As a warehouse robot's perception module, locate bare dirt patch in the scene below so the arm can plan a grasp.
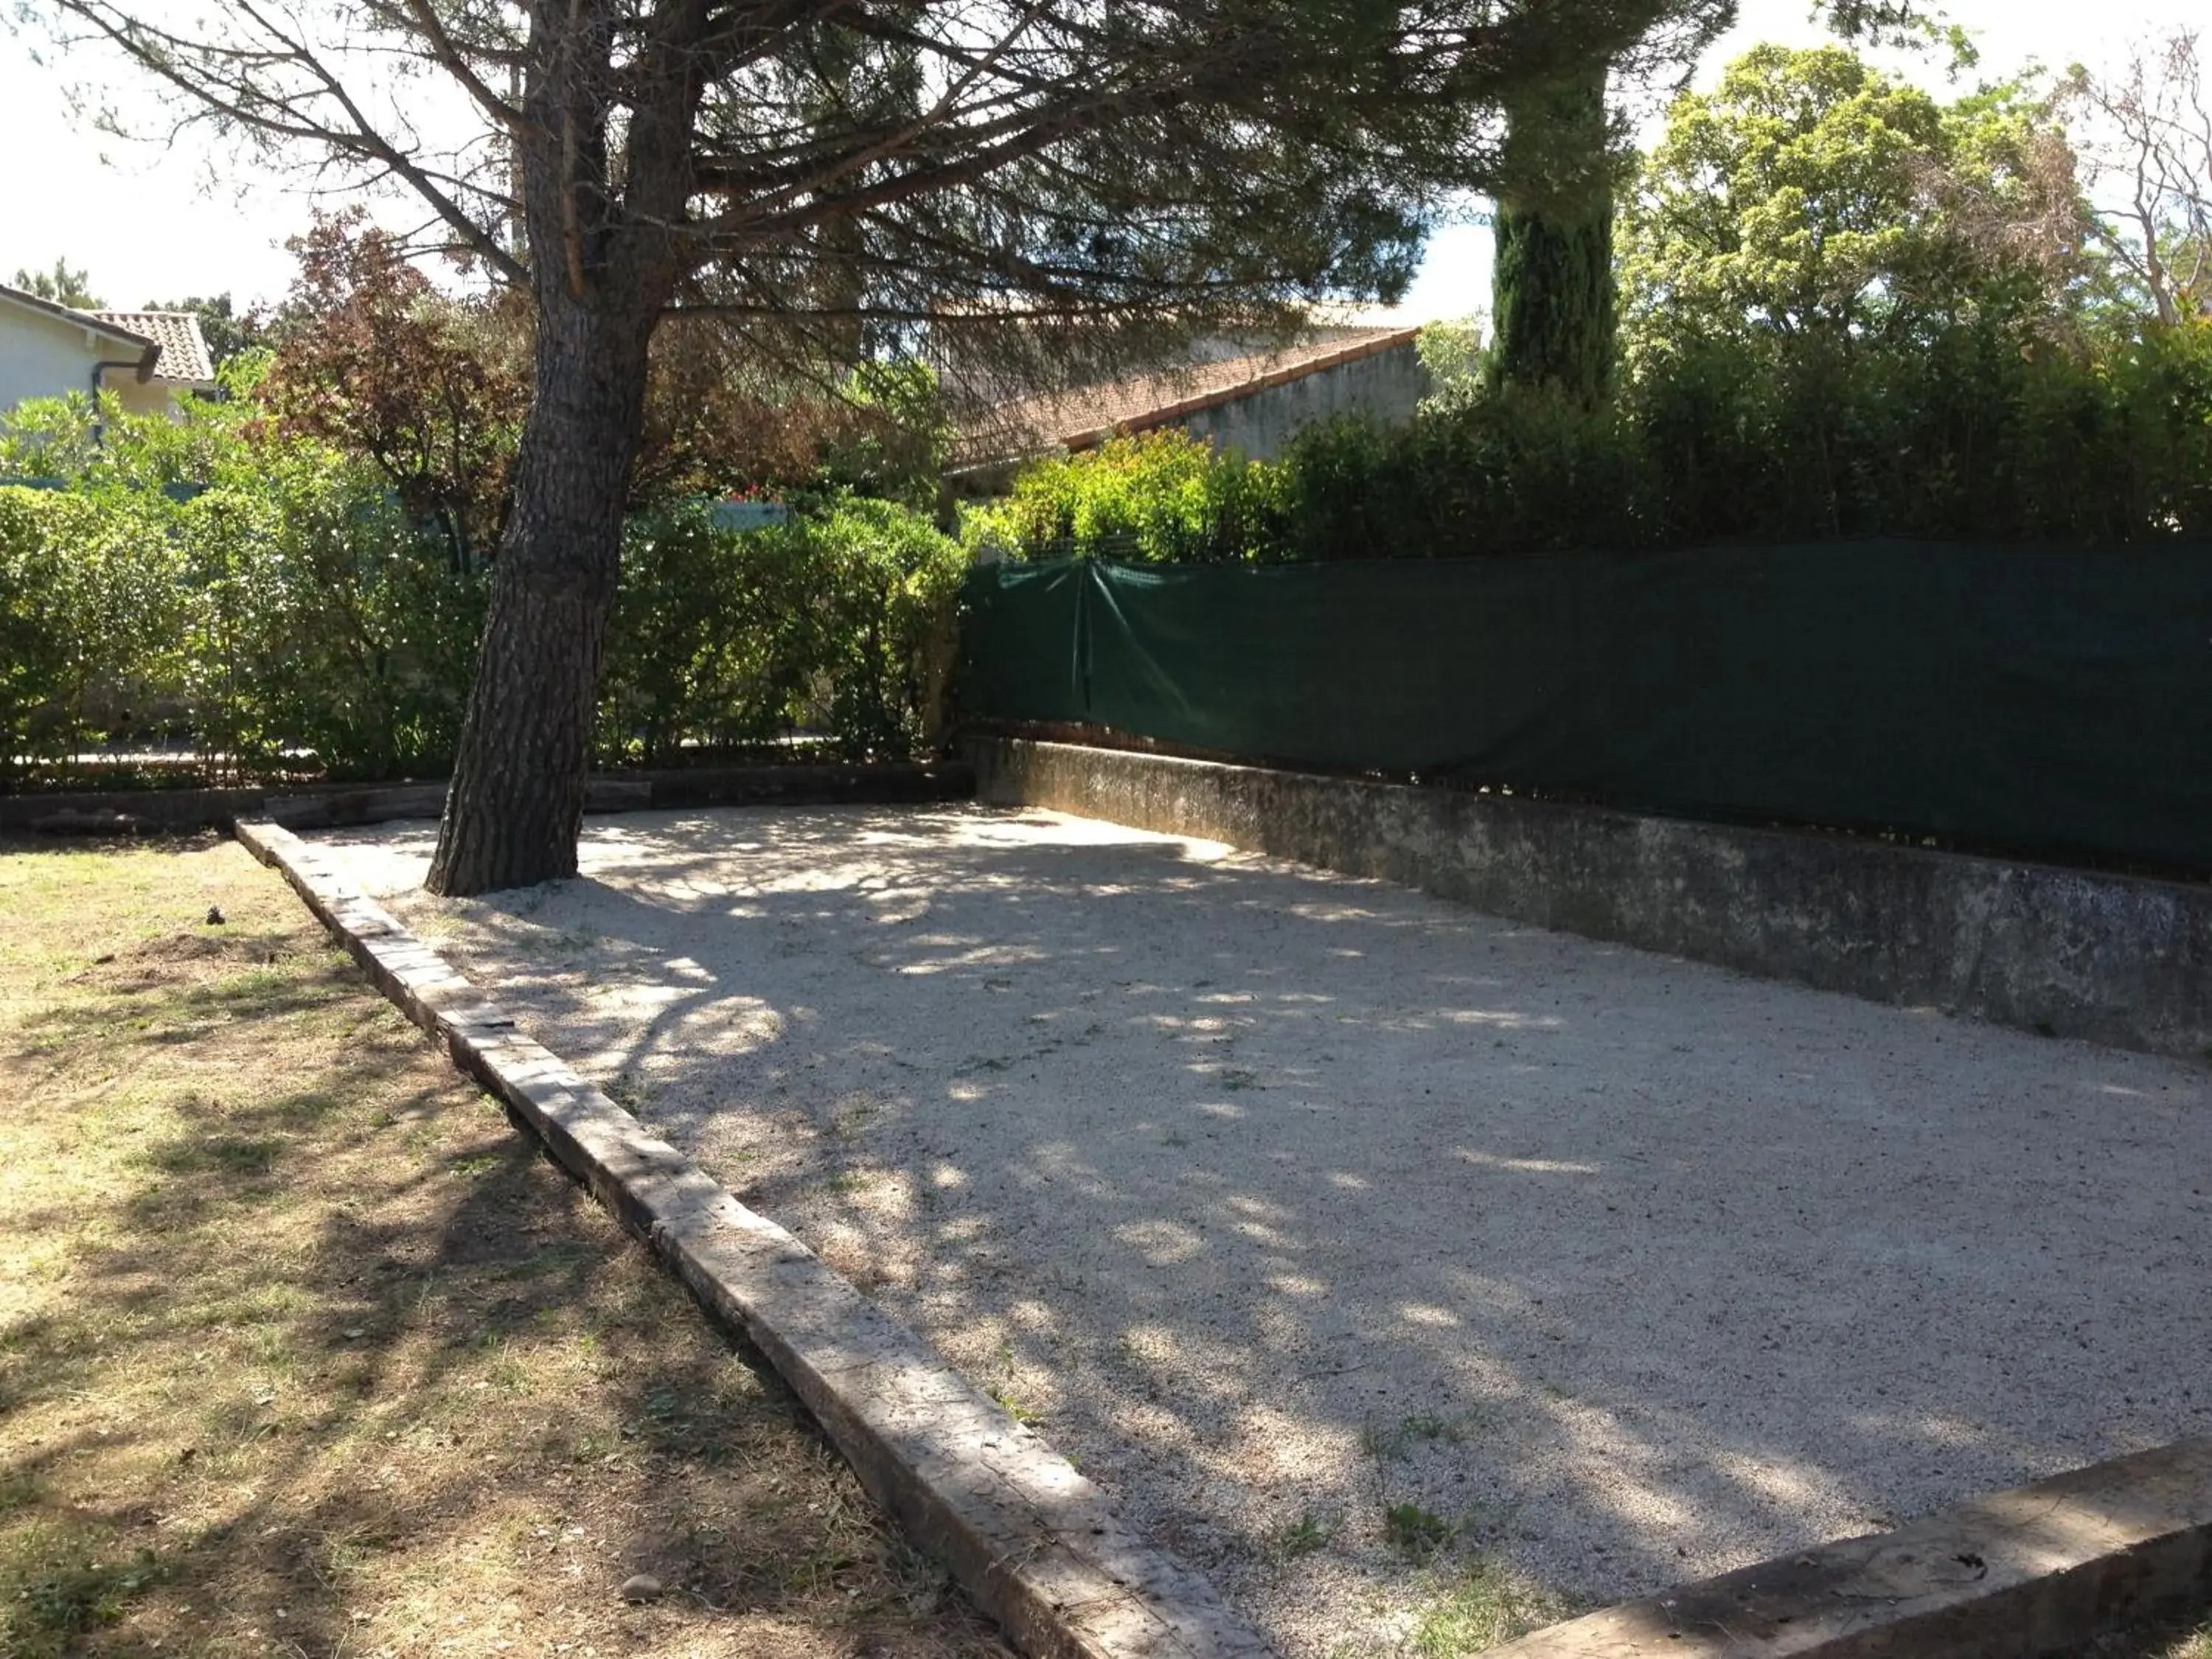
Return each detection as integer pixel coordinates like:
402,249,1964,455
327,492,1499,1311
0,835,1009,1659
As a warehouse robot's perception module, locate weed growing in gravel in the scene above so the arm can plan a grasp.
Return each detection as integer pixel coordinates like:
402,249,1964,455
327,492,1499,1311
987,1385,1043,1427
985,1340,1045,1425
1269,1509,1340,1561
1362,1413,1470,1461
1383,1502,1458,1562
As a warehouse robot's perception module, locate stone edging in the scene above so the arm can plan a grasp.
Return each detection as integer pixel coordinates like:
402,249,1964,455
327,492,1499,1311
232,818,1271,1659
1,759,974,836
1488,1437,2212,1658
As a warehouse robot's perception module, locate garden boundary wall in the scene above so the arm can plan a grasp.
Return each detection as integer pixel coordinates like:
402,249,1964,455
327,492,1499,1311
957,546,2212,877
967,736,2212,1060
0,759,974,835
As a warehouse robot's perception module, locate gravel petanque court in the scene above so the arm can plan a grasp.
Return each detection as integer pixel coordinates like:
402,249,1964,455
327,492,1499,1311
319,803,2212,1655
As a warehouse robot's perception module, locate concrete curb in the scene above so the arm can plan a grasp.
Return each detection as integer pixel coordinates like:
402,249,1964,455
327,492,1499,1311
1486,1438,2212,1657
233,818,1273,1659
1,759,974,836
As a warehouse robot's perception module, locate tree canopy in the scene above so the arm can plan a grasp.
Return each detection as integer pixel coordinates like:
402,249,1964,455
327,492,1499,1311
35,1,1739,389
2062,30,2212,326
10,258,102,309
1489,62,1619,404
1619,44,2096,355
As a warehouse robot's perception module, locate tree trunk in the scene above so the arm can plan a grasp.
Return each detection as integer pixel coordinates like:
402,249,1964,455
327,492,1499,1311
425,297,655,896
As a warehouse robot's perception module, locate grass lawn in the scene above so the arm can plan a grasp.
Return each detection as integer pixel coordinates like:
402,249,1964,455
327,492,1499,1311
0,834,1011,1659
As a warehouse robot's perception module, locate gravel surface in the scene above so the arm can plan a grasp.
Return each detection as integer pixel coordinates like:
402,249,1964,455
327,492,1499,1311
317,804,2212,1656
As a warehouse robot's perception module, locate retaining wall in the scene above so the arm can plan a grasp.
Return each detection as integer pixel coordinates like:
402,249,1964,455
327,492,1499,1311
0,759,974,835
967,736,2212,1060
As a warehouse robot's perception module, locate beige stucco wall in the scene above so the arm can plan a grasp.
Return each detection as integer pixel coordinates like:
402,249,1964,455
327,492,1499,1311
106,376,178,420
0,301,178,421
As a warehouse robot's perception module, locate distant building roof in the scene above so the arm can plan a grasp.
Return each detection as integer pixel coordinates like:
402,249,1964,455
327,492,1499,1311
956,324,1421,469
0,283,159,375
0,285,218,389
88,311,217,387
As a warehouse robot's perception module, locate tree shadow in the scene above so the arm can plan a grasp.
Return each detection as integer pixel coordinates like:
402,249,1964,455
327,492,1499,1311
0,850,1011,1658
318,804,2212,1646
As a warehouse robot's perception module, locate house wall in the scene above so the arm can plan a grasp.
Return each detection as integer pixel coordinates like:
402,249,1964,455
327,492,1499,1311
1175,338,1429,460
0,303,173,422
107,377,176,420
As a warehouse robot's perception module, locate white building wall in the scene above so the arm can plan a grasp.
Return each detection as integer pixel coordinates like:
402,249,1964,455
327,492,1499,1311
108,377,177,420
0,302,173,422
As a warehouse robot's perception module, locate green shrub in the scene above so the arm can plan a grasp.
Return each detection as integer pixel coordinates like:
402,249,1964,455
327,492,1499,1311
600,493,963,764
1281,384,1651,560
963,429,1288,563
167,462,487,781
1,392,959,785
0,484,184,779
968,316,2212,566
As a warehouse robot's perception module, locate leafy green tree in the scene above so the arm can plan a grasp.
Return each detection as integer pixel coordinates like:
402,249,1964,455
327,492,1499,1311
10,258,101,309
1619,45,2096,355
1615,46,2112,539
1415,318,1487,415
1477,4,1950,406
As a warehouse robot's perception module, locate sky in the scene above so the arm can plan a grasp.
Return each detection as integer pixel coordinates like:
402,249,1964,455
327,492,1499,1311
0,1,2204,319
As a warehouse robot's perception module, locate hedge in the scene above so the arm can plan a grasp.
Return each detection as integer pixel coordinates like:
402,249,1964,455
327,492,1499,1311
1,462,962,786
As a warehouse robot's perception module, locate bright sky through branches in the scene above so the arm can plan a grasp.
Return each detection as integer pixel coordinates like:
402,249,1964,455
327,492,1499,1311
1,0,2203,317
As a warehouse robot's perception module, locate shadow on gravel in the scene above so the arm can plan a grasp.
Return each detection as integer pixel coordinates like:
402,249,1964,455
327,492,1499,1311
320,807,2212,1652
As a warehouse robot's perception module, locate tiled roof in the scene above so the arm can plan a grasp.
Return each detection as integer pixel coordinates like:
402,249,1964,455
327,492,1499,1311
89,312,216,386
0,284,156,366
956,325,1420,467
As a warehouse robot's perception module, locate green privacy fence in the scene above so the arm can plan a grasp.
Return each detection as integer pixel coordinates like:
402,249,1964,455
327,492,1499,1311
957,543,2212,873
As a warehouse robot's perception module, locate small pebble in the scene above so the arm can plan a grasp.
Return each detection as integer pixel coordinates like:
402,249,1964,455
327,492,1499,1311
619,1573,662,1604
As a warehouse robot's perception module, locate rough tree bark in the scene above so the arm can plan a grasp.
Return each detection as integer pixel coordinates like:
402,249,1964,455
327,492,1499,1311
422,0,695,897
425,294,657,894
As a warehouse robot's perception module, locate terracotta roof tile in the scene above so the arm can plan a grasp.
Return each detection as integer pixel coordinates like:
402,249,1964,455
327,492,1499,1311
88,312,216,386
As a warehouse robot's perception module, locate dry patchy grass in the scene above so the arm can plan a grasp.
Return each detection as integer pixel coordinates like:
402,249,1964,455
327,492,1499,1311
2084,1614,2212,1659
0,835,1012,1659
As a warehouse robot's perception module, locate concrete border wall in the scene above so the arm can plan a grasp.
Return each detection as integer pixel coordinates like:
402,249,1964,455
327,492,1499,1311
0,759,973,835
968,737,2212,1060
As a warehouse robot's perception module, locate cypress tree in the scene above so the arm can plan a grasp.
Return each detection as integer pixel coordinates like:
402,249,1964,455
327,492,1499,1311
1489,62,1619,406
